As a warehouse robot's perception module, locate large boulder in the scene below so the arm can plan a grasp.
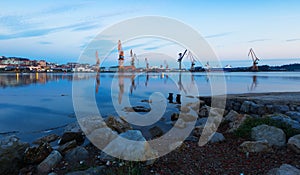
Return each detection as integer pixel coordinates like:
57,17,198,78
239,140,272,153
224,110,239,122
267,164,300,175
285,111,300,123
37,150,62,174
287,134,300,153
271,114,300,130
240,101,255,113
103,130,157,161
64,146,89,163
251,124,286,147
273,105,290,114
0,136,29,175
87,127,117,149
149,126,163,138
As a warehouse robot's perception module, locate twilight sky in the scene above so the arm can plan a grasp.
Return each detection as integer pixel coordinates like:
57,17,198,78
0,0,300,67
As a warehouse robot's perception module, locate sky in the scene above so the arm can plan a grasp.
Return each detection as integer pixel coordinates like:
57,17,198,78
0,0,300,67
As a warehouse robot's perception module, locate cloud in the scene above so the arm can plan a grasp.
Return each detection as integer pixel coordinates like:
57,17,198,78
38,41,52,45
248,39,270,43
0,21,96,40
144,42,176,51
205,32,233,39
286,38,300,42
72,24,99,31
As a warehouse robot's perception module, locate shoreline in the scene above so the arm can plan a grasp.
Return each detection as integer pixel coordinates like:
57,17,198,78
1,91,300,174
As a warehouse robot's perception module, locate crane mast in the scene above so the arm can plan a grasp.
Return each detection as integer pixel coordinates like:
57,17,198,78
178,49,187,70
118,40,124,71
248,48,260,71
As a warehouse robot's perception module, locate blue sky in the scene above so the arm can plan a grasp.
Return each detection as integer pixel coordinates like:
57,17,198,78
0,0,300,67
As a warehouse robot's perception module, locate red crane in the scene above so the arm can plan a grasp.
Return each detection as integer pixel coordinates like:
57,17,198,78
248,48,260,71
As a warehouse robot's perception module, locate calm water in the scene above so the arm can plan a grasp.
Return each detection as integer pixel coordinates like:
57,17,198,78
0,72,300,142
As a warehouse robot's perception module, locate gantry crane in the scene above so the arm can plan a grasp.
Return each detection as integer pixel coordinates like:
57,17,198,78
118,40,124,71
145,58,149,71
187,51,196,71
178,49,187,70
248,48,260,71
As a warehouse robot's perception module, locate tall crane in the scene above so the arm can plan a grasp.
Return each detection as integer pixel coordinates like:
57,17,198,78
130,49,134,67
145,58,149,71
248,48,260,71
187,51,196,71
118,40,124,71
164,60,169,70
177,49,187,70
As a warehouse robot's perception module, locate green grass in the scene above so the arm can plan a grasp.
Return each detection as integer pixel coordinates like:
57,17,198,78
234,117,300,139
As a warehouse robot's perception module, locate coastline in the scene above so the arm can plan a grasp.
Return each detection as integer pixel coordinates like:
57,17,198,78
1,91,300,174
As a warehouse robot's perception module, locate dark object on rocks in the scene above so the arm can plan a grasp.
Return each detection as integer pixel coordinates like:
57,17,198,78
149,126,163,138
176,94,181,104
0,135,29,175
33,134,59,145
141,99,152,103
171,113,179,121
37,150,62,174
59,132,85,146
24,142,53,164
64,146,89,163
167,93,173,103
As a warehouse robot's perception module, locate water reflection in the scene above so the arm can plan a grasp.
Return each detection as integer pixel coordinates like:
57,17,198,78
0,73,93,88
249,75,258,91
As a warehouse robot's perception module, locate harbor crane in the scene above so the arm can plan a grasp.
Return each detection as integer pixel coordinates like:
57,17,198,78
187,51,196,71
164,60,169,69
177,49,187,70
248,48,260,71
118,40,124,71
145,58,149,71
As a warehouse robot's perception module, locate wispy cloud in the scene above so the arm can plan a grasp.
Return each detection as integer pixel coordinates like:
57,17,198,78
248,39,270,43
38,41,52,45
72,24,99,31
286,38,300,42
144,42,176,51
205,32,233,39
0,21,96,40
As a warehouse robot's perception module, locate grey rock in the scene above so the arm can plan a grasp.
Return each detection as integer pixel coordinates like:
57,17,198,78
273,105,290,113
65,146,89,163
37,150,62,174
240,101,254,113
87,127,117,149
239,140,272,153
286,111,300,122
59,132,85,145
105,116,132,134
77,116,106,135
266,105,274,113
174,118,186,128
267,164,300,175
249,103,259,114
24,142,52,164
224,110,239,122
251,124,286,147
287,134,300,153
181,113,197,122
227,114,251,133
0,135,29,175
57,140,77,155
209,132,225,143
180,106,190,113
196,117,208,126
33,134,59,145
103,130,157,160
271,114,300,130
124,106,151,112
48,173,58,175
66,165,106,175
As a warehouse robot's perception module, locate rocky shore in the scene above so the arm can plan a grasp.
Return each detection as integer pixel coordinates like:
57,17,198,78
1,92,300,175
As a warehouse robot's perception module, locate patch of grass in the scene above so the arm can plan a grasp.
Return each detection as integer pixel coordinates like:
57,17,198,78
106,161,144,175
234,117,300,139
